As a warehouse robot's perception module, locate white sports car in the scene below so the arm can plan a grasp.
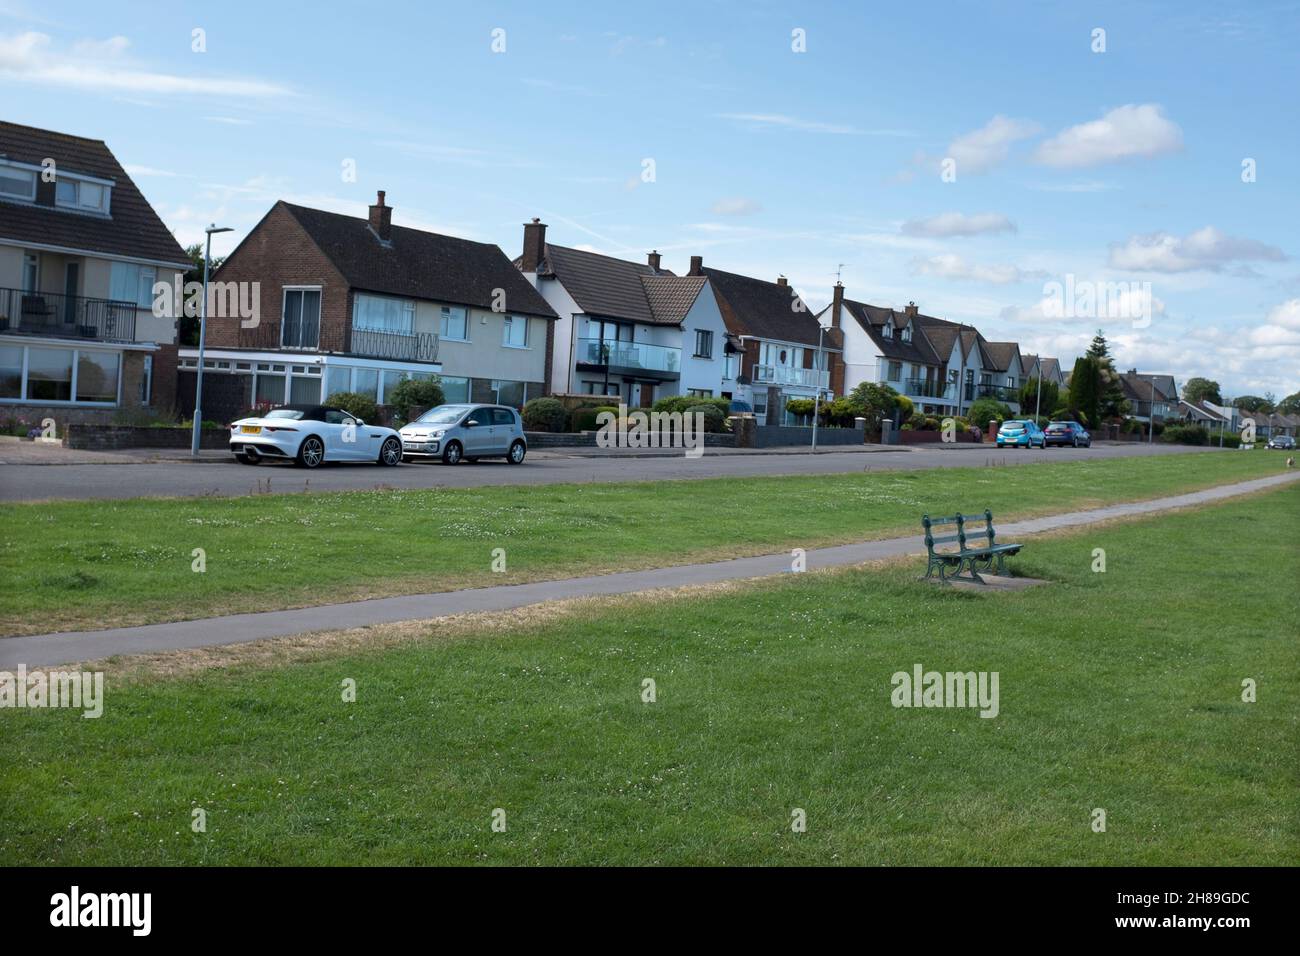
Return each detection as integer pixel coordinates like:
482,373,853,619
229,404,404,468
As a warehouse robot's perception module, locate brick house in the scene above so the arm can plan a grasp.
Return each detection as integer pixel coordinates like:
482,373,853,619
0,121,189,426
180,192,557,422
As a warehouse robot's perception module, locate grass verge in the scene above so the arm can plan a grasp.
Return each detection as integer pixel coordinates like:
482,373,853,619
1,483,1296,865
0,450,1284,636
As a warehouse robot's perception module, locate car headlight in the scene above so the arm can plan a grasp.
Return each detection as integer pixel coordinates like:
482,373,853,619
431,430,445,439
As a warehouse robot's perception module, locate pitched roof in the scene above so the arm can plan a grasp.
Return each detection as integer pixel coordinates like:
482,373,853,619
0,121,188,266
535,243,672,323
1037,357,1063,380
703,267,828,347
1178,399,1228,422
981,341,1021,373
1125,371,1177,401
841,299,942,364
280,202,556,319
639,274,707,325
1121,372,1176,403
1020,354,1039,377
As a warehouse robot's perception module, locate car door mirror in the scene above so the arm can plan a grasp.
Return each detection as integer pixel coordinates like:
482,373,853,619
465,419,478,428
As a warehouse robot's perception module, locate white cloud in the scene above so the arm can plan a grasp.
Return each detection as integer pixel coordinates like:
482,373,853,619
912,253,1043,285
0,31,292,98
1246,299,1300,347
716,113,911,136
710,197,762,216
1034,104,1183,168
901,212,1016,238
1109,226,1286,273
945,115,1040,174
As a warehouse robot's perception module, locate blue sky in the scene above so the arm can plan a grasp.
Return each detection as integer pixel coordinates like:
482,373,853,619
3,0,1297,398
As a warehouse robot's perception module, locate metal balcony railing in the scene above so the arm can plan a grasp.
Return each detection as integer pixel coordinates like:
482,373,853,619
0,287,137,342
977,384,1019,402
753,364,829,388
351,326,439,363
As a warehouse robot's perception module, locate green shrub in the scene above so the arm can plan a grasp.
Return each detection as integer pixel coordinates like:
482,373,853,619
572,405,619,431
968,397,1012,426
785,398,817,419
1160,424,1210,446
653,395,731,419
325,392,378,424
385,378,445,426
685,403,726,433
894,394,915,425
521,397,569,433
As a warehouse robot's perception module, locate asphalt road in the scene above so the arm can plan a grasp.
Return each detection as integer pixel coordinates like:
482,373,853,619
0,441,1222,502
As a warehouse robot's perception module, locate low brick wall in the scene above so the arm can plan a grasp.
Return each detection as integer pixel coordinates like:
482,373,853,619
66,424,229,451
753,425,864,448
524,431,736,449
898,429,981,444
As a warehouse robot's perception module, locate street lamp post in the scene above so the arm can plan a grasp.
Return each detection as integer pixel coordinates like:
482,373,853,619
191,224,233,457
811,322,826,452
1148,379,1156,445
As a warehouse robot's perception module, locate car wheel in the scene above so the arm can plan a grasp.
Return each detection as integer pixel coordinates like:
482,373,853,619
442,441,463,465
507,440,527,465
1073,437,1079,448
378,436,402,466
296,436,325,468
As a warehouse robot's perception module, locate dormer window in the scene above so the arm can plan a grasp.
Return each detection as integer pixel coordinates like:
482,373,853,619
882,323,893,339
55,175,111,214
0,164,37,202
901,323,912,343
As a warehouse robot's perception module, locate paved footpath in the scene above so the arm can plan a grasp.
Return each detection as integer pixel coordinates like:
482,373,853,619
4,471,1295,668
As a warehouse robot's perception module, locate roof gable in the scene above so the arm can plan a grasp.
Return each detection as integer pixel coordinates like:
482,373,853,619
281,202,557,318
702,267,827,347
539,244,671,323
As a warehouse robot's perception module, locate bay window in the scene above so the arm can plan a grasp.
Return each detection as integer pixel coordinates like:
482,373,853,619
76,350,119,403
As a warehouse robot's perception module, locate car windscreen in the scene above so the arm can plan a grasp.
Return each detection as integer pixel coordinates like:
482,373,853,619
263,409,306,420
415,406,469,425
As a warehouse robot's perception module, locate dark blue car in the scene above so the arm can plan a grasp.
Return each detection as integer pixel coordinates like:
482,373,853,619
1044,421,1091,447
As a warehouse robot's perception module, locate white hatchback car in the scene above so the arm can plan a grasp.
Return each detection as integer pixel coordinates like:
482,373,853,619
229,404,404,468
399,403,528,464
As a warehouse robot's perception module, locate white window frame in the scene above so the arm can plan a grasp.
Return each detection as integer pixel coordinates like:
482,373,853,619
0,164,37,202
55,176,111,213
281,286,323,350
440,305,469,342
0,343,123,407
502,314,529,349
882,323,893,339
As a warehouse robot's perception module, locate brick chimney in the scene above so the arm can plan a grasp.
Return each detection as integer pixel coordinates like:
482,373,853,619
647,250,661,272
904,301,919,318
369,190,392,241
688,255,703,277
831,281,844,329
776,275,788,287
520,218,547,273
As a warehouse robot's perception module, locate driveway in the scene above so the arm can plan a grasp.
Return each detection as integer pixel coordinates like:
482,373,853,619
0,439,1224,502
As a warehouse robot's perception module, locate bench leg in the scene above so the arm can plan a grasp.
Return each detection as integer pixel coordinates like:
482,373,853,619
964,556,986,584
995,553,1009,576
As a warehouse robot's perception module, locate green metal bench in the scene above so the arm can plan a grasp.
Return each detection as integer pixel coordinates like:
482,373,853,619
922,509,1022,583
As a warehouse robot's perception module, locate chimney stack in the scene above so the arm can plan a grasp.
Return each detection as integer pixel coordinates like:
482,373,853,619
369,190,392,241
688,255,704,277
521,218,547,273
904,301,918,318
831,281,844,329
647,250,661,272
776,275,788,287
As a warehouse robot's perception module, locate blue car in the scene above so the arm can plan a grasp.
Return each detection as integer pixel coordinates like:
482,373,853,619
996,419,1046,449
1044,420,1092,448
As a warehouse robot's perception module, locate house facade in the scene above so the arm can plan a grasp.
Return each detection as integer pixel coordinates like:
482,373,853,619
694,258,841,425
0,122,189,424
1121,371,1179,427
181,193,557,421
516,221,732,405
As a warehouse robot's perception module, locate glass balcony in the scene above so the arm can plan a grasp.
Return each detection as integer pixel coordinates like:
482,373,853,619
577,337,680,375
753,364,829,388
904,378,956,400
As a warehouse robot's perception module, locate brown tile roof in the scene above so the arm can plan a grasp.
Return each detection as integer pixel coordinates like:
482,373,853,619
0,121,188,266
702,267,828,347
981,341,1021,373
281,202,557,319
537,243,670,323
842,299,942,364
640,274,707,325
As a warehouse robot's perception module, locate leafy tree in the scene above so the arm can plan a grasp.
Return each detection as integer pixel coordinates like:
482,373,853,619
1069,356,1102,429
968,397,1012,426
1080,330,1127,419
1018,377,1059,417
1277,391,1300,415
178,243,228,346
1085,330,1111,359
1232,394,1274,413
386,377,446,426
1182,377,1222,405
846,382,901,432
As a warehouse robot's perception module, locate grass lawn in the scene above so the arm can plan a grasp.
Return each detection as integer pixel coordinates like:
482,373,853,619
1,484,1296,865
0,450,1284,636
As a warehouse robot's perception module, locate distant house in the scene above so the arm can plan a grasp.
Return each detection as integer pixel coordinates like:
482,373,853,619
1021,353,1066,390
1177,398,1230,429
1121,370,1179,426
978,341,1023,414
693,257,842,425
516,220,731,405
182,192,557,421
0,121,190,422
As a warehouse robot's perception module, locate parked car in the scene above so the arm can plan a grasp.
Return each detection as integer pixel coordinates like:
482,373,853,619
1266,434,1296,449
996,419,1046,449
230,404,403,468
1043,421,1092,448
399,403,528,465
728,399,754,416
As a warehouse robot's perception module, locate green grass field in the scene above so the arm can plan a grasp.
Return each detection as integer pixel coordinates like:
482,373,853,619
2,484,1295,865
0,450,1283,635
